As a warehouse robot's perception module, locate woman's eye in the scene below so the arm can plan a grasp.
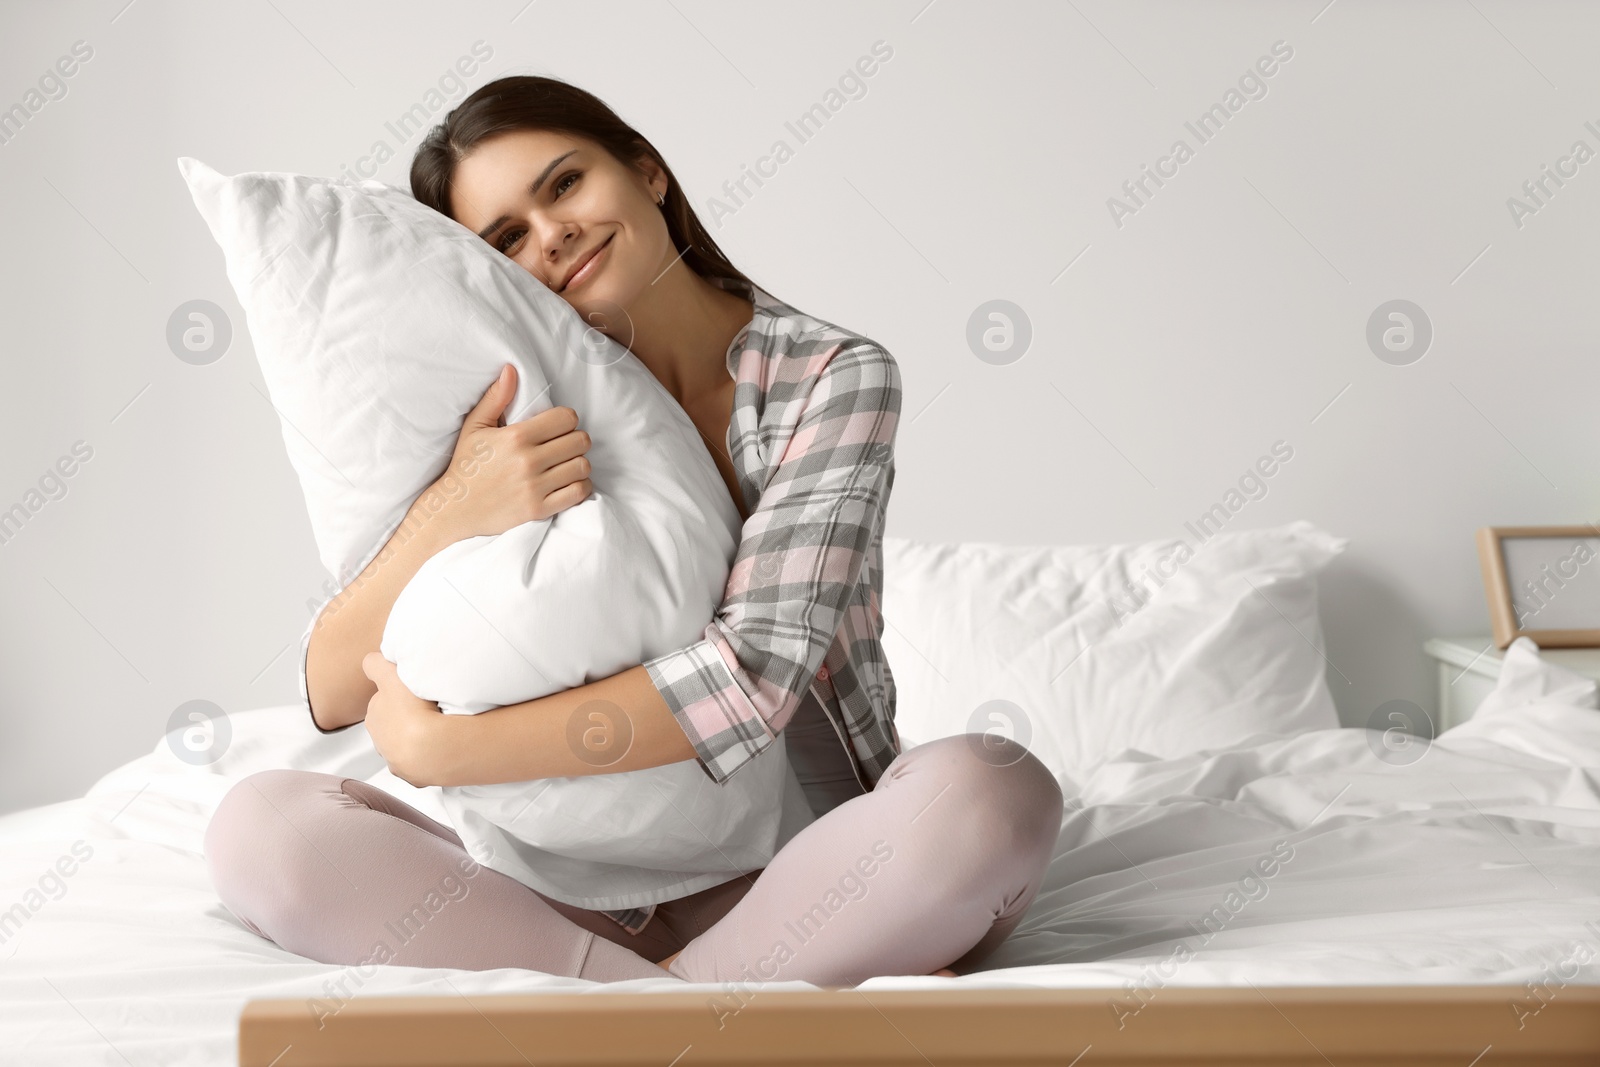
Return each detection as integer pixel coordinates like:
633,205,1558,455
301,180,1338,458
495,173,580,254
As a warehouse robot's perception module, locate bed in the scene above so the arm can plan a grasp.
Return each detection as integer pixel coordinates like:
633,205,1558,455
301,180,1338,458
5,524,1600,1064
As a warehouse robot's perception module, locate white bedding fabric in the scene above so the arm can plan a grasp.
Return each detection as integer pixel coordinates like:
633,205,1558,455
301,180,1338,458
881,519,1349,780
4,639,1600,1064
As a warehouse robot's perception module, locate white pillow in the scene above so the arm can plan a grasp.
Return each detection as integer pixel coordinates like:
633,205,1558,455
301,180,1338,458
880,520,1347,780
177,157,797,911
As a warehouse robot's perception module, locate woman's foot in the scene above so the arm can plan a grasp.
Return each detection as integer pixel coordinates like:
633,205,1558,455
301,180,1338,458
658,949,954,978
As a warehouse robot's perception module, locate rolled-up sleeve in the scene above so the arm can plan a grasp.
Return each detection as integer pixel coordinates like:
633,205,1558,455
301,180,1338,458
642,341,901,784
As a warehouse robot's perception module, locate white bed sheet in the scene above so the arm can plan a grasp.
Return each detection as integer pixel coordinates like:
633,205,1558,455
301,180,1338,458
4,657,1600,1065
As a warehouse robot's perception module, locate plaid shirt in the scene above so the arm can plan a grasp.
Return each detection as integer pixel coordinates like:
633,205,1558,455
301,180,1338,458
605,278,905,935
302,278,903,937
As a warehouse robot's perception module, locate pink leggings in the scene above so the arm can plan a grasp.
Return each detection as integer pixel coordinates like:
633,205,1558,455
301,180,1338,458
203,734,1063,987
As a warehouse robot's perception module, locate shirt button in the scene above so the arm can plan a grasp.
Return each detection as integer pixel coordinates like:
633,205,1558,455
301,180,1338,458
817,665,831,681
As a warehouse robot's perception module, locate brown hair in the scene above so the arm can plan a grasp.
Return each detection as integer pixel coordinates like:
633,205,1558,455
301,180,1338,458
411,75,755,297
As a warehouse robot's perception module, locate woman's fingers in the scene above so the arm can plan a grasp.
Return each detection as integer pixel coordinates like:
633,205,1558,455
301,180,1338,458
466,364,516,431
361,651,396,685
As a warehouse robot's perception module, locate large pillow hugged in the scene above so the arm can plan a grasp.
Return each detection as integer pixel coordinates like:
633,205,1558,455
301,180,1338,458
178,157,796,910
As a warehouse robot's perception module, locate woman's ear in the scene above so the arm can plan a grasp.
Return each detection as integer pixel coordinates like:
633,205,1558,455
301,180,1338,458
634,155,668,205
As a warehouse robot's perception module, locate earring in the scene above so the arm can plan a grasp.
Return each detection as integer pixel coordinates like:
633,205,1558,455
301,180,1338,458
657,190,666,206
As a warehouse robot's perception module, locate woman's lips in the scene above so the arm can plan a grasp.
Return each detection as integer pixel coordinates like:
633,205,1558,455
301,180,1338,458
563,234,613,292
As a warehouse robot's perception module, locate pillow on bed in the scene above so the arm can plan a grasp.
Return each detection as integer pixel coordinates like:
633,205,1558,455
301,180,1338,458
880,520,1347,779
177,157,797,911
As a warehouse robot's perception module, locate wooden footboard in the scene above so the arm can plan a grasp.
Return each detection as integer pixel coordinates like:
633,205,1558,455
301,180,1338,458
240,983,1600,1066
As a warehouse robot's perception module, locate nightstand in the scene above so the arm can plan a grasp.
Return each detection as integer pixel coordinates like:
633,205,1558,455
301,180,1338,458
1424,636,1600,732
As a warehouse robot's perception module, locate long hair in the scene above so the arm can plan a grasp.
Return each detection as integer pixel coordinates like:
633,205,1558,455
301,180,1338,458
411,75,755,297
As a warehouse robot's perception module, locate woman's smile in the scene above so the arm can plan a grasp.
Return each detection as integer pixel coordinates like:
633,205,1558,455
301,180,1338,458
562,233,614,292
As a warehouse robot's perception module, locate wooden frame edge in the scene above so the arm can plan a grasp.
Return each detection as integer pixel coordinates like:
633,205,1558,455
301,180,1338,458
241,984,1600,1066
1476,525,1600,649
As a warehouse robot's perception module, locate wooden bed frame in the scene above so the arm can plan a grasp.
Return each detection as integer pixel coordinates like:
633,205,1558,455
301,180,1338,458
240,984,1600,1065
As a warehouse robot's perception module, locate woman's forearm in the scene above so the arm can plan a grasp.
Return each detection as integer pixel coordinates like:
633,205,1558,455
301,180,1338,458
431,663,701,786
305,483,472,732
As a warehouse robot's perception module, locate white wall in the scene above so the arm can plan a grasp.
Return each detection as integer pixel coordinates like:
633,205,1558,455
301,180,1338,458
2,0,1596,815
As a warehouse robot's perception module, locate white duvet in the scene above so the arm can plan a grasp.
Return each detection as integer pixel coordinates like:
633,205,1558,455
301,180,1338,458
3,639,1599,1065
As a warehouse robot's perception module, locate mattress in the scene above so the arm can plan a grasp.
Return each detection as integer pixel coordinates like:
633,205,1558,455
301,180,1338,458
4,677,1599,1065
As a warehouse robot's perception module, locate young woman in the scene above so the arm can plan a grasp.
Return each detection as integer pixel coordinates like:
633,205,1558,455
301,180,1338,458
203,76,1064,987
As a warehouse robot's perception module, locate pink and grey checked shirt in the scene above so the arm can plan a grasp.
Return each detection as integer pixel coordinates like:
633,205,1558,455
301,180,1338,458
603,277,905,934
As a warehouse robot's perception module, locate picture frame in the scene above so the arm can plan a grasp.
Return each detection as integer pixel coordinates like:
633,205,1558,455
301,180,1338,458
1476,525,1600,648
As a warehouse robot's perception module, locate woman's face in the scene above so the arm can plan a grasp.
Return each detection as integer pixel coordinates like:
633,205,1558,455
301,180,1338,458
449,129,670,321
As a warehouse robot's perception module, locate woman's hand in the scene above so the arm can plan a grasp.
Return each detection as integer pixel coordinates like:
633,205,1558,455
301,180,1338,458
361,652,447,787
437,363,596,539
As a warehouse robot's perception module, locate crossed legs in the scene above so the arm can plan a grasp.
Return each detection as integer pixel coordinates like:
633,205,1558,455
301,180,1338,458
204,734,1064,986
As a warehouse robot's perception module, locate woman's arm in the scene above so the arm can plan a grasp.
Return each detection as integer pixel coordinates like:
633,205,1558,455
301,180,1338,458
305,486,473,731
306,363,595,731
417,339,901,787
421,663,699,786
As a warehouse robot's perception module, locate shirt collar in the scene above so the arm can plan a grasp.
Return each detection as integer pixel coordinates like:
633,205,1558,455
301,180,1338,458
708,274,769,380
